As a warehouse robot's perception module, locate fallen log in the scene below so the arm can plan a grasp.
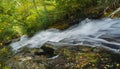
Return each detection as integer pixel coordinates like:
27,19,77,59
109,7,120,17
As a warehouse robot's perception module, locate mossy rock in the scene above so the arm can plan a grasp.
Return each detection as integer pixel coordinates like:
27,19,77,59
4,45,120,69
48,21,69,30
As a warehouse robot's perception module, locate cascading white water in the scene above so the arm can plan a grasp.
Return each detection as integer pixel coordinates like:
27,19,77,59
10,18,120,53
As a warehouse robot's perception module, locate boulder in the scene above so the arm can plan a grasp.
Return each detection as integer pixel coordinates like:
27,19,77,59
5,44,120,69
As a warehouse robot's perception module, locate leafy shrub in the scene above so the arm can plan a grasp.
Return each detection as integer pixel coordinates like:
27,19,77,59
0,0,119,43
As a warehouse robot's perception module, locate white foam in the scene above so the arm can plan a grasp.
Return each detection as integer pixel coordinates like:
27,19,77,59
10,18,120,52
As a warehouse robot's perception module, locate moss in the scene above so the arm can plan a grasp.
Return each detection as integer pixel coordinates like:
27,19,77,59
48,22,69,30
4,45,120,69
0,46,13,69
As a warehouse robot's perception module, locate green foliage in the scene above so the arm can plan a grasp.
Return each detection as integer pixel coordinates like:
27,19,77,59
0,0,118,43
0,46,13,69
54,0,97,18
0,0,55,42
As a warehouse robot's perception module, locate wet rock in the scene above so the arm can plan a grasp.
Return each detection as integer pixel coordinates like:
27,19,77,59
35,45,56,58
5,45,120,69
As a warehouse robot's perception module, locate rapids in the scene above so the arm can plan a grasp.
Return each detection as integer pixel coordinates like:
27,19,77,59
10,18,120,53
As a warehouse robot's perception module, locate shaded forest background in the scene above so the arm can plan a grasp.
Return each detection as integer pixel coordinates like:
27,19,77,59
0,0,120,44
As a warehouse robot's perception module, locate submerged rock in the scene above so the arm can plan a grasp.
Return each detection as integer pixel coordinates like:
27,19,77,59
5,44,120,69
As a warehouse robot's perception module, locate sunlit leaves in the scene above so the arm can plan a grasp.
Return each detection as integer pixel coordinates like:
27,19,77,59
0,43,3,46
0,0,116,43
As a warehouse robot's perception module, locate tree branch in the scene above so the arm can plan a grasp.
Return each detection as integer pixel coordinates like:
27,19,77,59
108,7,120,17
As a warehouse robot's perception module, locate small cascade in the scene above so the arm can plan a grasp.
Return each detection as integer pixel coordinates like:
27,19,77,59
10,18,120,53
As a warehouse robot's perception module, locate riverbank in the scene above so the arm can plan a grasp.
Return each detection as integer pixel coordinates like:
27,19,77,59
5,45,120,69
2,18,120,69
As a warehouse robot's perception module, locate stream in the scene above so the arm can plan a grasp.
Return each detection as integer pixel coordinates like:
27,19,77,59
10,18,120,53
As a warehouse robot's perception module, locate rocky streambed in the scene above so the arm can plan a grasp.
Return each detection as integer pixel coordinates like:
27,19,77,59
3,41,120,69
1,18,120,69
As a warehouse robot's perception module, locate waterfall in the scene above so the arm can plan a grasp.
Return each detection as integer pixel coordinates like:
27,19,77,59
10,18,120,53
